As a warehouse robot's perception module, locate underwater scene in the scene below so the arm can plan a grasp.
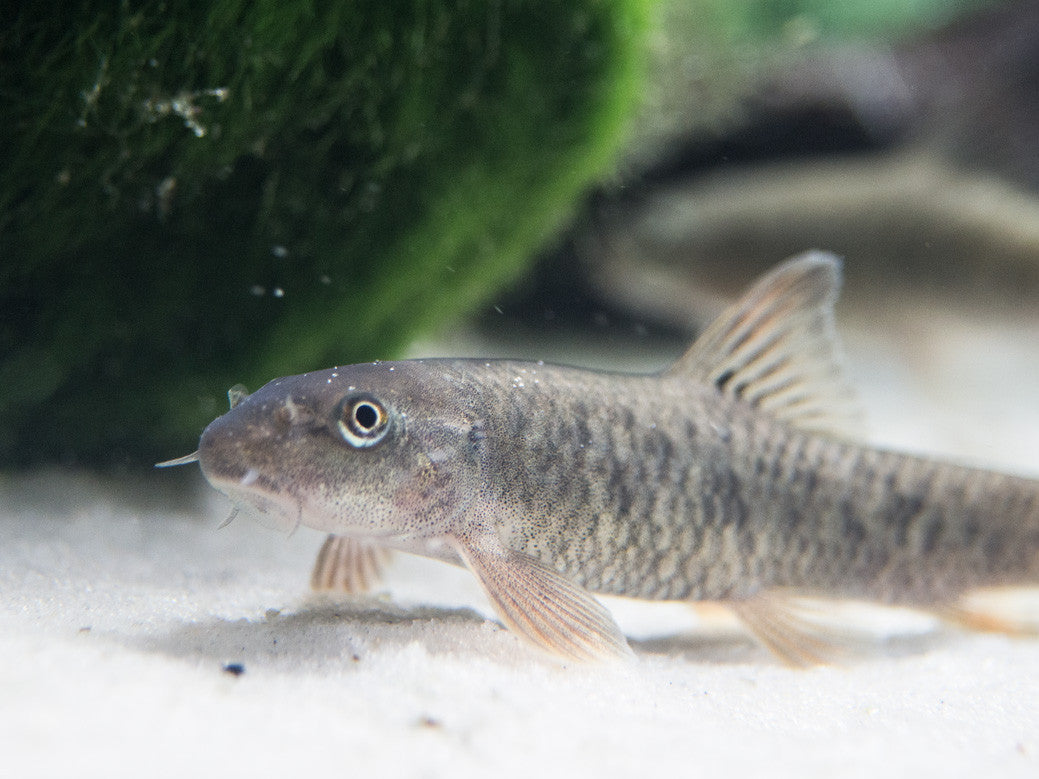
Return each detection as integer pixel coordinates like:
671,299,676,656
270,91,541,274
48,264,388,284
2,2,1038,776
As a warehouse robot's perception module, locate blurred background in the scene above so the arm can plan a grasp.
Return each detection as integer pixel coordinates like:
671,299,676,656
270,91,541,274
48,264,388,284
2,0,1038,470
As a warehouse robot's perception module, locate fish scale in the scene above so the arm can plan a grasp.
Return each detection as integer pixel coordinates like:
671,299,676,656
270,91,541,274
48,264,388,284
483,371,753,600
727,422,1039,603
170,251,1039,663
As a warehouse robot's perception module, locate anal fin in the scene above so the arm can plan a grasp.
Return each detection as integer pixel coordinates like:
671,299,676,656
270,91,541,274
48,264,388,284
452,533,633,662
309,534,391,595
941,587,1039,636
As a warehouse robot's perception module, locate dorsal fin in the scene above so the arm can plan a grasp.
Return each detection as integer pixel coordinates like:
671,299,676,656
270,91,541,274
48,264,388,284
667,251,859,436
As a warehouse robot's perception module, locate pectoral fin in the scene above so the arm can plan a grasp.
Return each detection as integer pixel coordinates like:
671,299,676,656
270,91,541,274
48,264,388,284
309,535,391,595
452,534,633,662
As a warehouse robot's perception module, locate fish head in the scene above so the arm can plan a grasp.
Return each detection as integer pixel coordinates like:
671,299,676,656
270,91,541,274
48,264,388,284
196,360,483,537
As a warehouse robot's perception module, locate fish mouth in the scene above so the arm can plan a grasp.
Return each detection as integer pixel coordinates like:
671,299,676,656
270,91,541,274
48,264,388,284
205,468,304,533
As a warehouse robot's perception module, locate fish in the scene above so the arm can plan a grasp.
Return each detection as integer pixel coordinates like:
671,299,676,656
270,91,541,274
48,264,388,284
159,251,1039,664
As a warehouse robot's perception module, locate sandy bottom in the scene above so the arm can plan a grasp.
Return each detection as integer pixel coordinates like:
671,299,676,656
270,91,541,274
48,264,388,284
2,315,1038,778
2,472,1037,779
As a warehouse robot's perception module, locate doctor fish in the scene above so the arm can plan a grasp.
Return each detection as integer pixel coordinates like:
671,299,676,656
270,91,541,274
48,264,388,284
159,252,1039,663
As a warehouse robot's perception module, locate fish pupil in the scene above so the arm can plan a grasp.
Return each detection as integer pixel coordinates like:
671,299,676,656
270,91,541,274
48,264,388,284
354,402,379,431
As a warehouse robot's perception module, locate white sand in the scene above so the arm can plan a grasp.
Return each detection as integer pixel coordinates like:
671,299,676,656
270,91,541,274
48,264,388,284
2,317,1037,778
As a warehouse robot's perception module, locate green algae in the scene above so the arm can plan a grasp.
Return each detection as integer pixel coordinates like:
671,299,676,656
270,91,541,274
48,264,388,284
0,1,650,465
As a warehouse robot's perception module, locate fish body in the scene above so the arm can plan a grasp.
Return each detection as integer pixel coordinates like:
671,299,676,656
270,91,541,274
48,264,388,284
179,252,1039,662
438,361,1039,606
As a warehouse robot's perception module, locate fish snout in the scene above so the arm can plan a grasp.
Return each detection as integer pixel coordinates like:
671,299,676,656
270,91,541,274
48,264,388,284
196,410,304,530
196,406,274,487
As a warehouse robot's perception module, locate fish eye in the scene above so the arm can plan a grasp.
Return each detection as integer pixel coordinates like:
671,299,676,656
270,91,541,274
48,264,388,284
337,394,390,448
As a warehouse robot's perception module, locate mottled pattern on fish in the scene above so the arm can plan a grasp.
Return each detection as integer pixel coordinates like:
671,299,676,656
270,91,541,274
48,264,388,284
168,251,1039,663
461,363,1039,604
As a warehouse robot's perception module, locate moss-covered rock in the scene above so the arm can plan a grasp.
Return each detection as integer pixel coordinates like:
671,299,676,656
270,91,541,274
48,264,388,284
0,0,649,466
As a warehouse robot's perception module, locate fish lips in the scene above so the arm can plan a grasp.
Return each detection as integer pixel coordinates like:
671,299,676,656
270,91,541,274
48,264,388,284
197,414,304,533
206,468,303,533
